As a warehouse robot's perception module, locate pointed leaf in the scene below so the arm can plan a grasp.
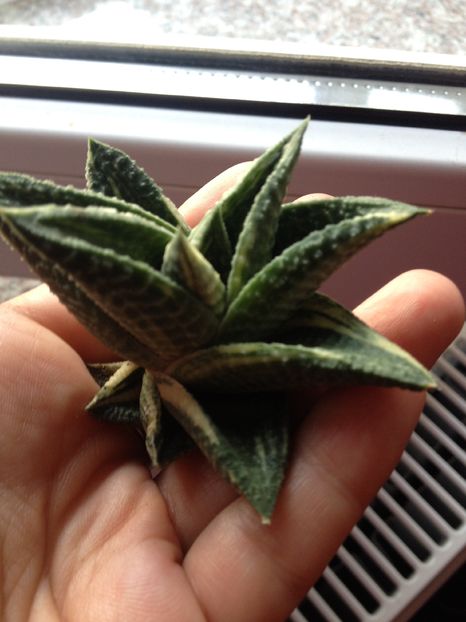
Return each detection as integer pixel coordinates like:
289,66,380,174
169,330,434,393
0,211,163,367
86,361,143,424
219,203,428,343
0,207,219,362
87,362,125,387
86,138,188,232
9,205,174,270
139,371,163,469
87,361,143,411
162,229,226,316
189,206,232,283
227,118,308,301
0,172,175,231
275,196,429,254
154,373,289,522
212,124,300,248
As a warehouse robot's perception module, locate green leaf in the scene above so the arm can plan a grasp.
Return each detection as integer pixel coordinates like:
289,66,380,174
219,202,427,343
0,172,175,231
0,211,162,367
213,123,302,248
189,206,232,283
86,364,192,468
227,118,308,302
169,328,434,393
6,205,174,270
0,206,219,362
162,229,226,316
86,139,189,232
275,196,429,254
154,373,289,522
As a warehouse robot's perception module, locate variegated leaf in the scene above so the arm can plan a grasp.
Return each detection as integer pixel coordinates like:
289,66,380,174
204,124,298,251
86,139,189,232
219,203,426,343
0,206,219,362
139,371,163,469
189,206,232,283
227,118,308,302
86,365,192,467
154,373,289,522
169,333,434,393
0,213,162,367
87,361,143,411
0,172,175,231
87,361,145,426
5,205,174,270
162,229,226,316
87,362,125,387
275,196,429,254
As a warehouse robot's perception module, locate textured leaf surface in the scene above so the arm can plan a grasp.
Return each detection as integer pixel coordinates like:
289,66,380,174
0,213,162,367
154,373,289,522
189,206,232,283
139,371,163,468
5,205,173,270
169,333,434,393
0,207,219,362
87,363,193,468
207,125,298,250
86,139,188,232
0,172,175,230
219,203,426,343
87,361,142,409
227,119,308,302
162,229,226,316
87,361,144,422
275,196,429,254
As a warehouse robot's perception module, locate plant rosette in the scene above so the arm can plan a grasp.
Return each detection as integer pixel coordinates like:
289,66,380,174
0,118,433,523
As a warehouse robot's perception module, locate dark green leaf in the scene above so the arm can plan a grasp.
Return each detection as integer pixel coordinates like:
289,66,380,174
0,206,219,362
86,139,188,232
275,196,430,254
154,373,289,522
7,205,173,270
227,118,308,301
189,206,232,283
169,332,434,393
214,124,302,248
162,229,226,316
0,172,175,231
219,202,427,343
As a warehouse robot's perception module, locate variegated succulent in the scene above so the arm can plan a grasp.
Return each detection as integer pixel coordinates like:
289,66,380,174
0,119,434,522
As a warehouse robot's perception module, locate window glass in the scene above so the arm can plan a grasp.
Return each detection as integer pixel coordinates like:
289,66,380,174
1,1,465,61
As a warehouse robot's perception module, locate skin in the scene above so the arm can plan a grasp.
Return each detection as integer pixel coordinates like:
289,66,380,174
0,164,464,621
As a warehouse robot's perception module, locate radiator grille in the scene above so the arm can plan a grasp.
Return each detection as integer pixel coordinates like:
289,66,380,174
291,325,466,622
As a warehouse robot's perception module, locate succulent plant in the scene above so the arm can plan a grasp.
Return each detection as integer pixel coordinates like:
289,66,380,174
0,118,433,522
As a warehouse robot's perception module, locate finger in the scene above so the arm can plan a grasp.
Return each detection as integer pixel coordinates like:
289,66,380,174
183,270,464,622
3,284,117,362
179,162,251,227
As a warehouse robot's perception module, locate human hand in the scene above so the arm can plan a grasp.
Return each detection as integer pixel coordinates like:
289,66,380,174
1,164,463,621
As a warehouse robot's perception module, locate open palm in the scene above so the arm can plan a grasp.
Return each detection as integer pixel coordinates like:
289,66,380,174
1,167,463,622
